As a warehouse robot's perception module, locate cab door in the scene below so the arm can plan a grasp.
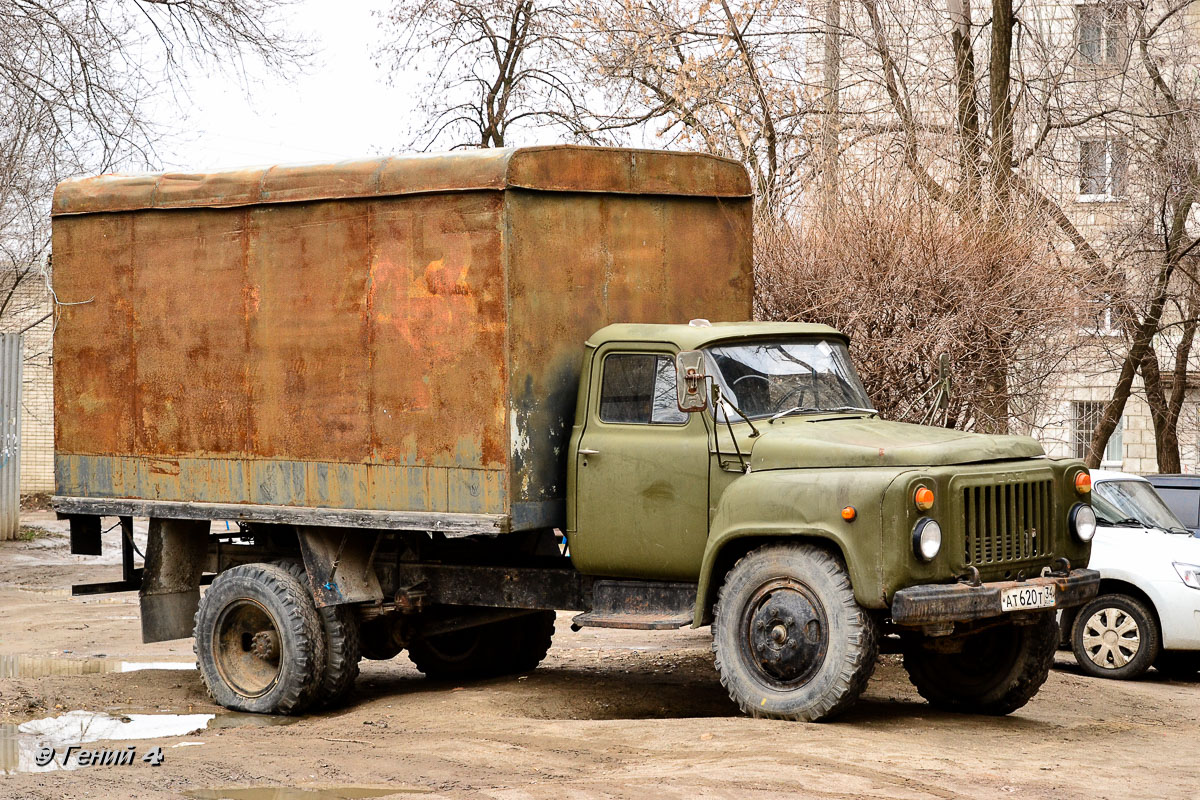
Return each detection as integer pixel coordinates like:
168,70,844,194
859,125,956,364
569,347,710,581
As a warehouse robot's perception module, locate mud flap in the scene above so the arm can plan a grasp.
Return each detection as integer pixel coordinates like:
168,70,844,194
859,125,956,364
296,526,384,608
139,518,209,643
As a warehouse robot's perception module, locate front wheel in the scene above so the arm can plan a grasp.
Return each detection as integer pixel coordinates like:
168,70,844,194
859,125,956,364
711,543,879,721
1071,593,1160,680
903,612,1058,715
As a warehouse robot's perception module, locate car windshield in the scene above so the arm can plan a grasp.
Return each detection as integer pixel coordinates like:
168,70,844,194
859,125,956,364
1092,480,1189,532
706,338,875,420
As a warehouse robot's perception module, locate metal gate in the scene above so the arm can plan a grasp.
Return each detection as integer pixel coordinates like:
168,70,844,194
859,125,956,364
0,333,21,540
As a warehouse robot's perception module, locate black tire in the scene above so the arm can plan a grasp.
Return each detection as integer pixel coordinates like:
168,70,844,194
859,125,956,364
1071,594,1160,680
274,560,361,707
502,610,556,673
903,612,1058,715
193,563,326,714
1154,650,1200,679
408,610,556,680
711,543,879,722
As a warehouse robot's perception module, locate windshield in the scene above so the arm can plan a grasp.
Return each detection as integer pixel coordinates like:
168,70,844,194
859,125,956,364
706,338,875,420
1092,480,1189,532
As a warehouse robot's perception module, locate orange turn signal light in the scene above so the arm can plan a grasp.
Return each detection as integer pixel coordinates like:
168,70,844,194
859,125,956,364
841,506,857,521
1075,472,1092,494
914,485,935,511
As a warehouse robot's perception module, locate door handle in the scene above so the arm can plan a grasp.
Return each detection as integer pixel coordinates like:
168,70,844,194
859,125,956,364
578,448,600,455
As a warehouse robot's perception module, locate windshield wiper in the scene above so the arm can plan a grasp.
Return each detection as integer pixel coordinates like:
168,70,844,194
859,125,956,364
1099,516,1143,527
822,406,878,416
767,405,877,423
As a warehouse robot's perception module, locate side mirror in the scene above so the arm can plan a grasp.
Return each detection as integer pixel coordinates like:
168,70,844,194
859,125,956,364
676,350,708,412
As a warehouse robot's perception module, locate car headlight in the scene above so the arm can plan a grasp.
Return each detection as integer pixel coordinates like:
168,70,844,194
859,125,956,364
1174,562,1200,590
913,518,941,561
1070,503,1097,543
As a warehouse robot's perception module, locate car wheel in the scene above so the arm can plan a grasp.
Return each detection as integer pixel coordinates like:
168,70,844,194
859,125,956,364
711,542,879,721
1071,593,1160,680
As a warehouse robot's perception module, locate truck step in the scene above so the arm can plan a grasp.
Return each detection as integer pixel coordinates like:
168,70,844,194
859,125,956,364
571,610,693,630
571,580,696,631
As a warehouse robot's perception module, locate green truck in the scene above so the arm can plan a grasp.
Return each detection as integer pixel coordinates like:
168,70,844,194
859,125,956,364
51,146,1098,721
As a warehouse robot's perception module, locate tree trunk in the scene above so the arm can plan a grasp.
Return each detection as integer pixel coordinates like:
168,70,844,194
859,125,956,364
1086,277,1176,468
1140,297,1198,473
820,0,841,219
947,0,982,210
1140,347,1176,473
987,0,1015,207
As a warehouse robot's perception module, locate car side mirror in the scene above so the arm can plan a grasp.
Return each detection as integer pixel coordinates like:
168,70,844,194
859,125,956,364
676,350,708,412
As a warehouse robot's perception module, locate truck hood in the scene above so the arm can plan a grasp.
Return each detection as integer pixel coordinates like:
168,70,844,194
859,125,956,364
747,417,1045,471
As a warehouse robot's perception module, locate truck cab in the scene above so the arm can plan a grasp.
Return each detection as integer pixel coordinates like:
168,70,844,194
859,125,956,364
565,321,1099,719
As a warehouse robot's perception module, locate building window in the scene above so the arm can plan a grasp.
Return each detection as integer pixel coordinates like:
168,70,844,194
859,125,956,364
1079,138,1127,199
1072,401,1122,466
1081,292,1121,335
1077,3,1126,65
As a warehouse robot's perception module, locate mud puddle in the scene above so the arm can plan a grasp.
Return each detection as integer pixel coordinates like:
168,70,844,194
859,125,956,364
184,787,429,799
0,654,196,678
1,709,295,774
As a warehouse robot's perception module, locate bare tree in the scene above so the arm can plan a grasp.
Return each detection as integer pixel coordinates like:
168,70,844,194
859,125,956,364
0,0,303,328
1,0,302,474
757,182,1077,431
574,0,816,211
376,0,591,149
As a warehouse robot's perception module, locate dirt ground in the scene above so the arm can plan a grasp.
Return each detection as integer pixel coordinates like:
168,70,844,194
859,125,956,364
1,514,1198,799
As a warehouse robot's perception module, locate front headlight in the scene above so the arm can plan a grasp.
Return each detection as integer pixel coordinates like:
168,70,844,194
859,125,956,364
912,518,941,561
1070,503,1097,543
1174,562,1200,590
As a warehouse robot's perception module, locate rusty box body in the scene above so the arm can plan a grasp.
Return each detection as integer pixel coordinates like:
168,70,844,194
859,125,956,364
50,146,753,534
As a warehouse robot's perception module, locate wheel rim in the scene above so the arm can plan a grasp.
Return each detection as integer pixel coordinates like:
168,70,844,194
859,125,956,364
213,598,283,698
741,578,829,688
1081,606,1141,669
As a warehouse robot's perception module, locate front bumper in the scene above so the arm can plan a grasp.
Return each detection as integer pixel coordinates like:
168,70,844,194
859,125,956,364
890,568,1100,626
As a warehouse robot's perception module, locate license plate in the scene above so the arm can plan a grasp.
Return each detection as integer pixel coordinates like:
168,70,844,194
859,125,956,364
1000,585,1056,612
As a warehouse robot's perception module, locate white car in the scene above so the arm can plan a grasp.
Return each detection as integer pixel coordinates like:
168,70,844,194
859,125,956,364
1063,470,1200,679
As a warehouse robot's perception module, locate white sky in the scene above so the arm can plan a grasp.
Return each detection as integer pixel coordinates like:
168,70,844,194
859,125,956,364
154,0,422,172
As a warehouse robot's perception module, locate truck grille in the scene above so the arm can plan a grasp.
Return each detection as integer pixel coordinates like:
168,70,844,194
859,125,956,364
962,480,1054,565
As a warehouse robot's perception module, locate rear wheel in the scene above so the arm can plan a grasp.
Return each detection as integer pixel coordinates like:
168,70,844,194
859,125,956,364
711,543,879,722
1071,594,1159,680
272,560,361,707
408,611,555,680
194,563,325,714
903,612,1058,715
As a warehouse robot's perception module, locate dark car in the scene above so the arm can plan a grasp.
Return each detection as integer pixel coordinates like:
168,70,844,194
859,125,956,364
1144,474,1200,536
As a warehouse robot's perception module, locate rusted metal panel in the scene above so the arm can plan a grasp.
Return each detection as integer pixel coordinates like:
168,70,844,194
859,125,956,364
394,562,593,612
52,146,751,216
296,526,385,608
504,191,754,518
52,147,754,531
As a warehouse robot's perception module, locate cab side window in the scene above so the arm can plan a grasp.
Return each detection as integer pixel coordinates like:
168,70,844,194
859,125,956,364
599,353,687,425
